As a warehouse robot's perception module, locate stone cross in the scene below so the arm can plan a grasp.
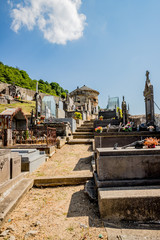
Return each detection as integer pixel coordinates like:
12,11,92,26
146,71,150,82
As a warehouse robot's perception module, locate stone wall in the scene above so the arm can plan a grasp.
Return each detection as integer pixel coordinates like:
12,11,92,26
0,82,60,103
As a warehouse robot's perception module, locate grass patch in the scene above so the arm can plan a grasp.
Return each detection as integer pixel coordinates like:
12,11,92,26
36,172,45,177
0,101,35,114
66,226,74,232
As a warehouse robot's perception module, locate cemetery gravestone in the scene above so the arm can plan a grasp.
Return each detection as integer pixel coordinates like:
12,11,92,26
143,71,155,125
10,152,21,179
122,96,127,125
0,150,10,184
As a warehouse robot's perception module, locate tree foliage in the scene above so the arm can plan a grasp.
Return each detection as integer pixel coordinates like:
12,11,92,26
0,61,68,97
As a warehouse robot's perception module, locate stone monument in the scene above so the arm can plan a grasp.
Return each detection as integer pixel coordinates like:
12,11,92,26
35,82,42,119
121,96,127,125
143,71,155,125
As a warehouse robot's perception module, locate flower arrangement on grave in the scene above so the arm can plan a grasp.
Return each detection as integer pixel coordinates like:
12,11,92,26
74,112,82,120
147,125,154,132
40,115,45,120
40,115,45,124
144,137,158,148
117,107,123,119
95,126,103,133
14,96,21,100
123,122,132,132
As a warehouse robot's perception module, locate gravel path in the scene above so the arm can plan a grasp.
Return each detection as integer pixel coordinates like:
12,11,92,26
0,144,108,239
30,144,93,178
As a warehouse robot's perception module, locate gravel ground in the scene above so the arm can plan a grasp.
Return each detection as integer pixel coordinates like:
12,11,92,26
30,144,93,178
0,144,108,239
1,186,107,240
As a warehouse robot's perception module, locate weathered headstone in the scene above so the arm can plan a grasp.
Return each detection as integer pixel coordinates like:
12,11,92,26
121,96,127,124
0,150,10,184
35,82,42,118
10,152,21,179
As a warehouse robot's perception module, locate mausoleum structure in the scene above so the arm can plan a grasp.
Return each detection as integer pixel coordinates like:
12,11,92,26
70,85,99,118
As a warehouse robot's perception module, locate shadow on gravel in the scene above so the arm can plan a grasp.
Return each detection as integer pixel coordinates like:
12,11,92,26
87,145,92,152
73,156,92,171
104,221,160,230
67,189,103,228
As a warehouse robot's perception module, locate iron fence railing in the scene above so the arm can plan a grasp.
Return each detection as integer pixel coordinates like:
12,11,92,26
12,127,56,146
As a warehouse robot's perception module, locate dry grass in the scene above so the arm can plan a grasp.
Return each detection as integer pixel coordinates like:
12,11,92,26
0,101,35,114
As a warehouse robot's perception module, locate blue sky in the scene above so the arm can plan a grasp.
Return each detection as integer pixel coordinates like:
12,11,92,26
0,0,160,115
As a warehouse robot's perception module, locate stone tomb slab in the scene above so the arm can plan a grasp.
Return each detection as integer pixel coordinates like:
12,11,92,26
98,185,160,222
10,152,21,179
11,149,46,173
96,147,160,186
0,150,10,184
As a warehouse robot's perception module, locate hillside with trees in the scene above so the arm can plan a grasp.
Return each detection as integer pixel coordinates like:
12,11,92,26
0,61,68,98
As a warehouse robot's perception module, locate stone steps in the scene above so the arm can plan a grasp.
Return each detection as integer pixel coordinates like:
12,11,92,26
0,172,28,199
76,128,93,132
79,127,94,131
84,120,94,123
73,135,94,139
68,139,94,144
73,132,94,135
98,185,160,222
70,120,94,144
0,178,33,225
34,175,93,187
81,124,94,127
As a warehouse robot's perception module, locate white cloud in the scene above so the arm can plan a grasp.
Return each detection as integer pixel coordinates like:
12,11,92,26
9,0,86,44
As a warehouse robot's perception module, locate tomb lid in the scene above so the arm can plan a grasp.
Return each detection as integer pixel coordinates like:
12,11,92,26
96,146,160,156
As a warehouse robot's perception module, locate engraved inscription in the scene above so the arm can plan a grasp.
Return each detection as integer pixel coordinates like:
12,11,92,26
0,158,8,170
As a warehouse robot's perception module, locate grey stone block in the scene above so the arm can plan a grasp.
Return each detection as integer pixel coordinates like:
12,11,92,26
98,186,160,222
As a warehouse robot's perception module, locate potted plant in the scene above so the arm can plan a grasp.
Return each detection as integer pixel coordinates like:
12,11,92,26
123,122,132,132
147,125,154,132
74,112,82,120
95,126,103,133
99,115,103,121
144,137,158,148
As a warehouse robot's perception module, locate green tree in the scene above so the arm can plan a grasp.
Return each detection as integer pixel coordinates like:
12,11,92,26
0,61,68,97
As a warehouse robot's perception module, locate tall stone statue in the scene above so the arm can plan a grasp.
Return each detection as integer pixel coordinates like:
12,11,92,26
122,96,127,125
35,81,42,119
143,70,155,125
